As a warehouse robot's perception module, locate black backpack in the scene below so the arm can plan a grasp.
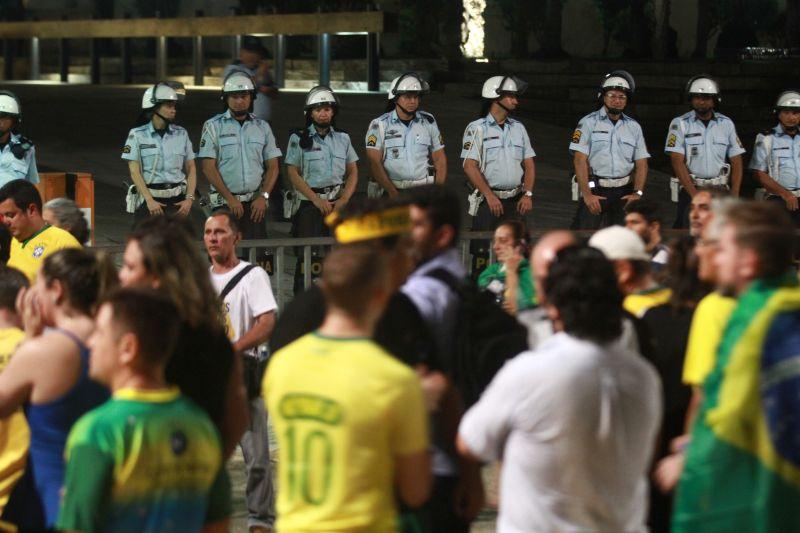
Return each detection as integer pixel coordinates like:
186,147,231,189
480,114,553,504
427,268,530,407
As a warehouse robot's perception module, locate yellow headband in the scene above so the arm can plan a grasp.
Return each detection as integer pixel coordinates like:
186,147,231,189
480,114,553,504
326,205,411,244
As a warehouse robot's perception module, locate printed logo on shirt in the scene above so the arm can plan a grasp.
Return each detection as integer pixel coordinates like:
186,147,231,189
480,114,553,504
122,145,131,154
667,134,677,148
367,134,377,147
571,129,582,143
32,245,44,258
170,430,188,455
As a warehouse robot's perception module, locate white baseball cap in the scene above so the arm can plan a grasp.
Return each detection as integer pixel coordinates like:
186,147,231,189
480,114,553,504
589,225,650,262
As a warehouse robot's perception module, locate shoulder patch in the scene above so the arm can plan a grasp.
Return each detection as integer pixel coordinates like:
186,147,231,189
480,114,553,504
199,138,206,148
122,145,131,154
667,133,677,148
367,134,377,147
670,123,679,130
571,129,582,144
463,140,472,151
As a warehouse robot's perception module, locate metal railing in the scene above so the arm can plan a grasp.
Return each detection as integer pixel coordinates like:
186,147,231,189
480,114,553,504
95,231,498,310
0,10,383,90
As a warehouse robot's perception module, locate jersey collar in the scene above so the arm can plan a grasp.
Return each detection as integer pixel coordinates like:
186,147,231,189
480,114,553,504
114,386,181,403
20,223,50,248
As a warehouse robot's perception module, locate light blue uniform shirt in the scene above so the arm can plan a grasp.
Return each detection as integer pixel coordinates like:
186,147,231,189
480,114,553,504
121,123,194,185
664,111,745,178
198,110,281,194
285,125,358,188
750,125,800,190
461,114,536,190
569,107,650,178
0,133,38,187
365,110,444,183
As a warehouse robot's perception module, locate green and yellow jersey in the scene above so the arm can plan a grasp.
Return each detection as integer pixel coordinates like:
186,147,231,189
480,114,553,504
8,224,81,283
0,327,27,516
264,333,429,532
57,387,229,533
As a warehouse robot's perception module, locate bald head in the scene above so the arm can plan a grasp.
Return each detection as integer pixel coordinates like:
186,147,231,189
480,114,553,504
531,230,577,303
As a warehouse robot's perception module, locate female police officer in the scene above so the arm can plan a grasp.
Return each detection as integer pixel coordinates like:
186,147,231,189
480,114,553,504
285,86,358,292
122,82,196,224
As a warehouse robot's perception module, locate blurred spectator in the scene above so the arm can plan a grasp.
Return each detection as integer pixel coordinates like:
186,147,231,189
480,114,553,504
625,199,670,271
672,201,800,531
57,289,229,532
0,180,80,282
43,197,89,245
477,220,536,314
0,249,113,528
590,225,672,317
264,244,431,530
641,236,711,532
120,216,247,460
458,245,661,532
0,266,27,522
688,186,729,238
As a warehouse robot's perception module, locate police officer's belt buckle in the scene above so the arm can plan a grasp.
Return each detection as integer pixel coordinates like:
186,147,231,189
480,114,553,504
596,176,631,188
393,176,434,190
148,182,187,199
492,186,521,200
312,185,342,201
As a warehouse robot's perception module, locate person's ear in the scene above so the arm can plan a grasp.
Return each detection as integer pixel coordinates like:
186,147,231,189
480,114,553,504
118,332,138,367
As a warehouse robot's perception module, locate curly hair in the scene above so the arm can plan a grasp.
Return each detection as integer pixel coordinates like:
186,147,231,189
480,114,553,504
544,245,624,343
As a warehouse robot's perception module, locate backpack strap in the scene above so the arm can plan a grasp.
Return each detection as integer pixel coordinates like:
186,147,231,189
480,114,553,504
426,268,461,291
220,264,257,301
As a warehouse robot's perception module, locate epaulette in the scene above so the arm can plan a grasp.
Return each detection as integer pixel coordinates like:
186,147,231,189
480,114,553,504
10,135,33,160
419,111,436,124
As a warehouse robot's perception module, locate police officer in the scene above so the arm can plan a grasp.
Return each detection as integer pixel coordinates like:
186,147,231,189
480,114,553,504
285,86,358,292
461,75,536,233
665,75,744,228
198,70,281,240
570,70,650,229
365,72,446,197
122,82,197,224
750,90,800,225
0,91,37,188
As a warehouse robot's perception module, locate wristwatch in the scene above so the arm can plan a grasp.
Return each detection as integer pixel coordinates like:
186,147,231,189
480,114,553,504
262,191,270,200
524,190,533,198
635,190,643,197
187,194,195,201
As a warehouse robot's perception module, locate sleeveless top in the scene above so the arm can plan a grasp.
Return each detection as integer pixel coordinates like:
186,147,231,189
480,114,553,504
21,328,108,527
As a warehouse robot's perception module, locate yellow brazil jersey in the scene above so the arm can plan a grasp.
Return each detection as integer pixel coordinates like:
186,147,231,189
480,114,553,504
263,333,429,533
682,291,737,386
0,327,28,515
7,224,81,283
624,286,673,318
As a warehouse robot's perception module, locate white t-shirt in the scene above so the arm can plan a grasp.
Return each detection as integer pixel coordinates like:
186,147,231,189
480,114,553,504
459,332,662,533
210,261,277,358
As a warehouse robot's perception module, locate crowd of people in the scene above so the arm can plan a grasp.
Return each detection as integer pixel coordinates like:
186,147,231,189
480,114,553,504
0,34,798,530
0,172,794,532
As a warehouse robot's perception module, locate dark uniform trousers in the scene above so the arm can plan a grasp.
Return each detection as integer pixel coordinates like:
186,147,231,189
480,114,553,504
291,200,329,294
571,183,633,230
673,187,692,229
766,194,800,227
471,193,523,277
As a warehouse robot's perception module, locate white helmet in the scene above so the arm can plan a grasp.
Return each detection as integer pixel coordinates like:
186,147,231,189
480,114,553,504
141,83,179,110
481,75,528,98
775,90,800,110
305,85,339,110
387,76,400,100
222,71,256,94
599,70,635,97
686,75,720,100
388,72,429,98
0,91,21,119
